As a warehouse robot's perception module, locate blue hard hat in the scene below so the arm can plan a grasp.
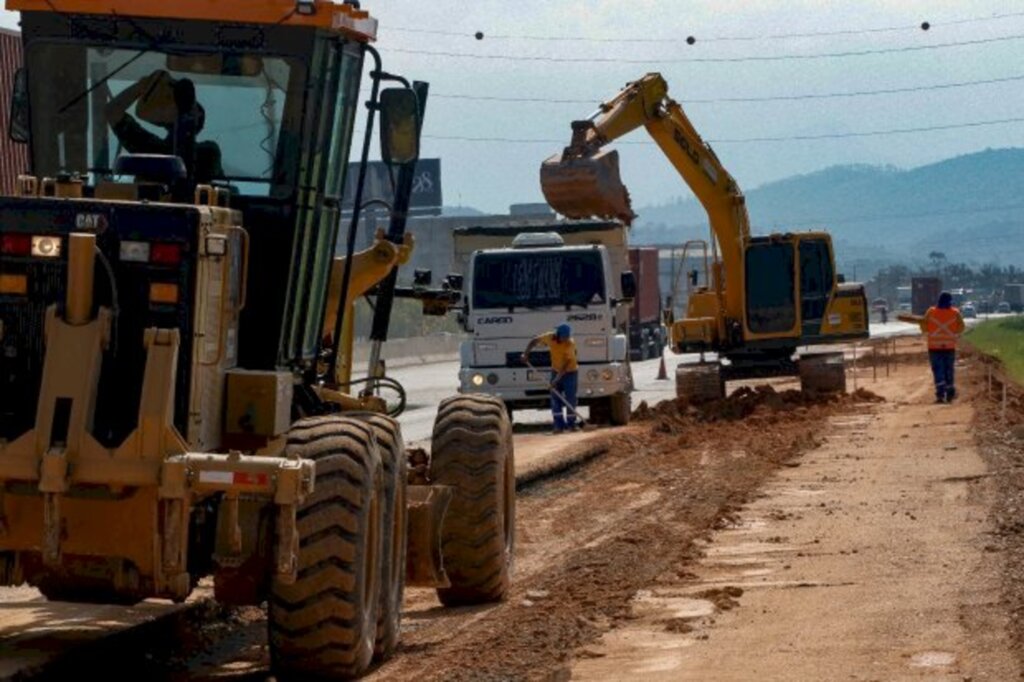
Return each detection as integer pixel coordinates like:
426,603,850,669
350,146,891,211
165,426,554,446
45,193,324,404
555,323,571,339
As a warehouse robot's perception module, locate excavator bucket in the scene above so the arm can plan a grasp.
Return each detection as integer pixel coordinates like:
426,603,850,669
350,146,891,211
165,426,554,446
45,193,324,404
540,148,636,225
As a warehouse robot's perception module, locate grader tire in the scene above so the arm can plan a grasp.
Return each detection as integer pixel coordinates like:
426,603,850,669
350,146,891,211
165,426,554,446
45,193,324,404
799,352,847,395
676,363,725,403
268,416,384,682
430,394,515,606
609,393,632,426
353,412,408,661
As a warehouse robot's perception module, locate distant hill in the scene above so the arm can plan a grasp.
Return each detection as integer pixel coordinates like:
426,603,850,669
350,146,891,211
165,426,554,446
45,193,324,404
442,205,486,217
630,148,1024,274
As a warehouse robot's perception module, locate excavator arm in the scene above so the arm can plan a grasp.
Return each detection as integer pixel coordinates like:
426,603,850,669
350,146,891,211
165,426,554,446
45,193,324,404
540,72,750,323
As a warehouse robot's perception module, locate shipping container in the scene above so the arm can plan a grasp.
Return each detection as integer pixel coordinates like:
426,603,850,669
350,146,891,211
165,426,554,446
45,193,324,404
1004,283,1024,312
911,277,942,316
627,247,664,360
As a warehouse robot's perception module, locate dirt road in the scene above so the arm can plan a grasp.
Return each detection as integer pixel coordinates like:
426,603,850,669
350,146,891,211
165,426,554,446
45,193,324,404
7,339,1022,681
573,350,1016,681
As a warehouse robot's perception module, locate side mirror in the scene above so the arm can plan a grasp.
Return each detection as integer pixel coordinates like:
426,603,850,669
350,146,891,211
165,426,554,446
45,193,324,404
837,273,847,284
379,88,420,167
445,273,464,292
9,68,29,143
620,271,637,301
413,268,432,287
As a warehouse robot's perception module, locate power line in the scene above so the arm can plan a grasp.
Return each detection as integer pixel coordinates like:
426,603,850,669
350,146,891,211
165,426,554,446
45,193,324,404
430,72,1024,106
390,32,1024,64
387,10,1024,44
415,115,1024,146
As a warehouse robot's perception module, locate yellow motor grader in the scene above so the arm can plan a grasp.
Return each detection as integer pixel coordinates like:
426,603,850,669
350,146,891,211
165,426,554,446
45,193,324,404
0,1,514,679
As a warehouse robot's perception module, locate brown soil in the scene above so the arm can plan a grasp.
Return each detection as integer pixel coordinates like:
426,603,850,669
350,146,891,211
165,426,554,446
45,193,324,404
967,350,1024,672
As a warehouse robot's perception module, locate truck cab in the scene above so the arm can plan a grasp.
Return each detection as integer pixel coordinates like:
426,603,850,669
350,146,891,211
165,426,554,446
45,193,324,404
458,232,633,424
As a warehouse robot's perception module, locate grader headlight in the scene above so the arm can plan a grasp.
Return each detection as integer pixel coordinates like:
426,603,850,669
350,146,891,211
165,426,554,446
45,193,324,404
30,235,61,258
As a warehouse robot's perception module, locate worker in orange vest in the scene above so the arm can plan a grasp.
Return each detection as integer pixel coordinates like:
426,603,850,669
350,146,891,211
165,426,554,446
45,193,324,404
919,291,966,403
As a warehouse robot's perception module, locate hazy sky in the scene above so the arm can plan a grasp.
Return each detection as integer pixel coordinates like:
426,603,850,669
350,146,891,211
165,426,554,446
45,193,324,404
4,2,1023,213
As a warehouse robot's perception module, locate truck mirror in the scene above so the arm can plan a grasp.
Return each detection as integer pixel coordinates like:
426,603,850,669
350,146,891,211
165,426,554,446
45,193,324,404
9,68,29,144
445,273,464,292
620,271,637,301
837,273,846,284
413,268,432,287
379,88,420,167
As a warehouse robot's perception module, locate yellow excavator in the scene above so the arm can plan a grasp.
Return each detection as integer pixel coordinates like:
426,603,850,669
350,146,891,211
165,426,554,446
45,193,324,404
541,73,869,399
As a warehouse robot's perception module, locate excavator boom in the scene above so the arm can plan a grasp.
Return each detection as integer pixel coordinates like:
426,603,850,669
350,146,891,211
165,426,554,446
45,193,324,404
541,73,751,325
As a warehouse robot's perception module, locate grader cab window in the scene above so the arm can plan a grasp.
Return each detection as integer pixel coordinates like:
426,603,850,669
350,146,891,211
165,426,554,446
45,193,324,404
26,43,303,196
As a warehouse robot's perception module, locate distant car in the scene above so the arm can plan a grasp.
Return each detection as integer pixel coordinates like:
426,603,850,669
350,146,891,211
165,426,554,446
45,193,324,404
962,303,977,319
997,302,1012,314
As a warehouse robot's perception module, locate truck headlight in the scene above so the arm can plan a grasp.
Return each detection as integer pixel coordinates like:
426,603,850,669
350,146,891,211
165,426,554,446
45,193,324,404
587,369,599,381
471,373,485,387
602,368,614,381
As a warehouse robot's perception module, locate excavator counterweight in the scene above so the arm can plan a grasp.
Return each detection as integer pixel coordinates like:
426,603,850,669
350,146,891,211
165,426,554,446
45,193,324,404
540,148,635,225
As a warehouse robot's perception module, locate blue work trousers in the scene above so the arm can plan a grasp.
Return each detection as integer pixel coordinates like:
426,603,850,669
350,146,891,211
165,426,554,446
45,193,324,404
551,371,579,430
928,349,956,402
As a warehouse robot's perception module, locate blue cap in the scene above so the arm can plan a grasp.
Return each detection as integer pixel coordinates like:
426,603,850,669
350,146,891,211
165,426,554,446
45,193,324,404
555,323,571,339
938,291,953,309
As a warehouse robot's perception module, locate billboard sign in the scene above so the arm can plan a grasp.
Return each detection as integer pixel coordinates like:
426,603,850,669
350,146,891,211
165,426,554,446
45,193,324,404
342,158,442,216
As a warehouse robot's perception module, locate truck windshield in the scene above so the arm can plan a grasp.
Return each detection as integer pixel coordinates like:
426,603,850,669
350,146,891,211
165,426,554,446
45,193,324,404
26,43,303,196
472,251,606,310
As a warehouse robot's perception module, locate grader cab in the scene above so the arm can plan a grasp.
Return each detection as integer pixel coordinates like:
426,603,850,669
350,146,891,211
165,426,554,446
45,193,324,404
0,2,515,679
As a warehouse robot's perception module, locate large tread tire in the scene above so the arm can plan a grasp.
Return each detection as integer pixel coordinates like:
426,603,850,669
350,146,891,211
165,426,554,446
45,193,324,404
799,352,847,395
352,412,407,661
430,394,514,606
676,363,725,403
609,393,632,426
268,416,384,682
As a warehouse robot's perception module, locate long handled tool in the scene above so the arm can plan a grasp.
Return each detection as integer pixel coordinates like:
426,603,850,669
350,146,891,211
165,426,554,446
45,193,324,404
526,359,590,429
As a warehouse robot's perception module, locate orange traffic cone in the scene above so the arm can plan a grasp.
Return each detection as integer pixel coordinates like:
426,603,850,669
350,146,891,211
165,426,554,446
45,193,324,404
657,353,668,380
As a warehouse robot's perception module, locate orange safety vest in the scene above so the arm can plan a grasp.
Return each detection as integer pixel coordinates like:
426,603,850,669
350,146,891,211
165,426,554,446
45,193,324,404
924,306,964,351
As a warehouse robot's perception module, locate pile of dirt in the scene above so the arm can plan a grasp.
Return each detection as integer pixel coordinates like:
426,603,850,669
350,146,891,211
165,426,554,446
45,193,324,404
635,384,884,435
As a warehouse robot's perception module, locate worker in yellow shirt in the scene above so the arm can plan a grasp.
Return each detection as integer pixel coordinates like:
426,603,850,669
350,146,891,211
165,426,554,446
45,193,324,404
522,323,579,433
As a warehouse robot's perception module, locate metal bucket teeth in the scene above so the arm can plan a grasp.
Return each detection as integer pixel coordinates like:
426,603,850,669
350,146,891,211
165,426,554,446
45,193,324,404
539,148,635,224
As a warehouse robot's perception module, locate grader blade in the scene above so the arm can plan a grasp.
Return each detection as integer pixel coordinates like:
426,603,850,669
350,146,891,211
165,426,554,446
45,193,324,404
540,148,636,225
405,484,453,587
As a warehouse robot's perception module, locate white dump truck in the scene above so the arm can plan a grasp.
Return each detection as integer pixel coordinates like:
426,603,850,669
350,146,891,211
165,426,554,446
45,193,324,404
452,222,635,425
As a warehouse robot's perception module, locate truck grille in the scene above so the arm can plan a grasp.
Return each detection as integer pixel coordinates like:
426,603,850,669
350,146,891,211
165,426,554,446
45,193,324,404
506,350,550,368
